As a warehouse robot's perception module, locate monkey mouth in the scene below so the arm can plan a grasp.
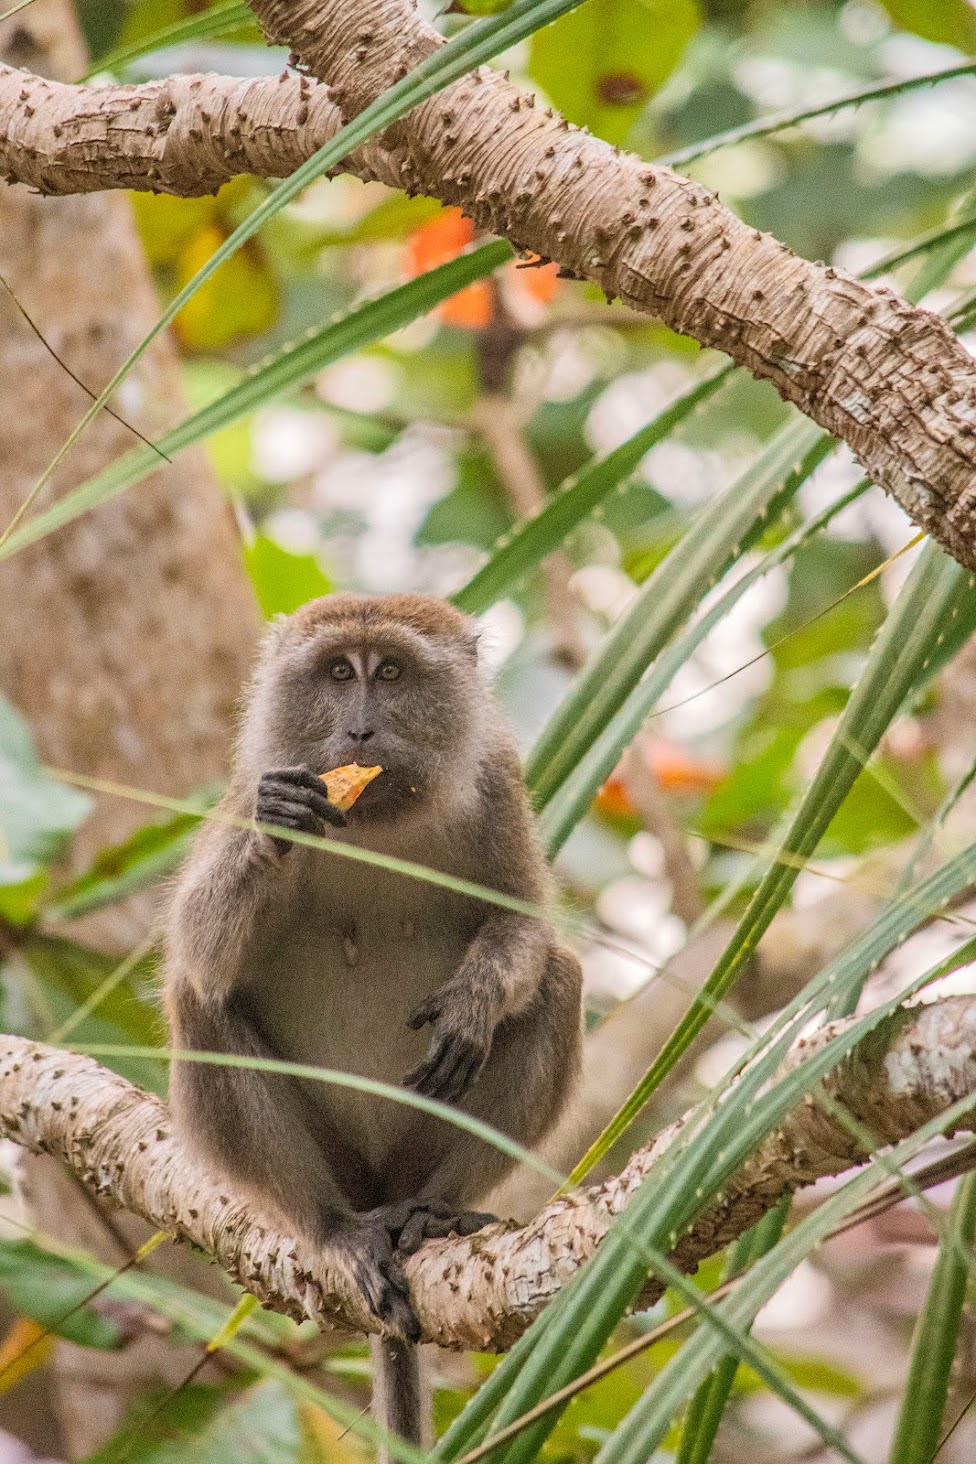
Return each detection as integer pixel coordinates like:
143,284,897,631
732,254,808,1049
341,766,421,819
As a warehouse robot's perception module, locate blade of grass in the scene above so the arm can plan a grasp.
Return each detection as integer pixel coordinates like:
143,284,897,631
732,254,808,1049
674,1203,789,1464
567,543,976,1185
658,62,976,167
452,362,734,615
889,1171,976,1464
526,417,833,806
444,929,976,1464
539,477,871,853
82,1,255,80
1,0,589,551
0,242,512,562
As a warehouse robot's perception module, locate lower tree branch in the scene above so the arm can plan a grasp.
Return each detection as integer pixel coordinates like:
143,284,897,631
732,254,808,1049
3,995,975,1352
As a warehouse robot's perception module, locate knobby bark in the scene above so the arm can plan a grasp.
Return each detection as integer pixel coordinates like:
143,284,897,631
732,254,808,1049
2,996,974,1354
3,0,976,563
0,3,263,1448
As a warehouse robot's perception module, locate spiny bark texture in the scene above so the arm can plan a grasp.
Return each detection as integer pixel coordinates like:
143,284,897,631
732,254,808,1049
2,13,976,563
4,996,975,1353
0,64,396,196
251,0,976,568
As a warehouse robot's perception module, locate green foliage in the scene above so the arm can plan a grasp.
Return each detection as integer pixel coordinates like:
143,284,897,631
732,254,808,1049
10,3,976,1460
0,1239,124,1350
245,535,333,617
530,0,701,144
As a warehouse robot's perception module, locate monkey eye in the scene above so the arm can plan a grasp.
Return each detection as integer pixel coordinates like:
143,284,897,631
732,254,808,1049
375,659,401,682
329,658,355,682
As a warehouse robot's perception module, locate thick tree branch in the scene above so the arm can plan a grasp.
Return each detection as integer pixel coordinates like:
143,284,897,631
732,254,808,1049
0,65,399,196
2,996,975,1352
4,6,976,565
248,0,976,568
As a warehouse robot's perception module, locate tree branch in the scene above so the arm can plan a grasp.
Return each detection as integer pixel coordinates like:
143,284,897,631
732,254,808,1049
4,4,976,564
0,64,406,196
3,996,975,1352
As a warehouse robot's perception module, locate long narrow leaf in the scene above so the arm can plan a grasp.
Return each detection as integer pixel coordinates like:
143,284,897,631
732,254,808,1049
568,543,976,1183
5,0,588,549
82,2,255,80
0,242,512,561
675,1204,789,1464
452,363,734,615
540,476,870,854
527,417,832,805
889,1172,976,1464
658,62,976,167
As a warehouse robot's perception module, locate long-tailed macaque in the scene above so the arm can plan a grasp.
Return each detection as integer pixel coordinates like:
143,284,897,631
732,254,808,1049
164,594,583,1450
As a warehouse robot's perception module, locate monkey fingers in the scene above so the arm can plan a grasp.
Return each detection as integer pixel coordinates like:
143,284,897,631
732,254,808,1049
256,767,346,846
403,1031,488,1104
335,1219,420,1343
397,1204,498,1256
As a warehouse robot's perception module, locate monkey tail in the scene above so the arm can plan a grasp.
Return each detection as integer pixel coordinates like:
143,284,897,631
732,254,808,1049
370,1334,425,1463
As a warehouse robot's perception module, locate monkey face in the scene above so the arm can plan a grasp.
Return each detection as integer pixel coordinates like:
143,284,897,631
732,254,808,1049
252,595,482,821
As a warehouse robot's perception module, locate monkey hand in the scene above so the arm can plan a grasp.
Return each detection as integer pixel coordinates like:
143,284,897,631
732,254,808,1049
255,767,346,850
331,1203,498,1340
403,983,494,1103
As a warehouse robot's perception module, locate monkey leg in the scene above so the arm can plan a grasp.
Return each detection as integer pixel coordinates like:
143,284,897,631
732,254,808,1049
392,942,583,1212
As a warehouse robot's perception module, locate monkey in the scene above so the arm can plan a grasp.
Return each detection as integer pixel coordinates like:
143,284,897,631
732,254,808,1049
163,592,583,1453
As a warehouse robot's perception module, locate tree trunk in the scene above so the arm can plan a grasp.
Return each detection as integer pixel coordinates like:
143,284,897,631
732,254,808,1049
0,3,260,1451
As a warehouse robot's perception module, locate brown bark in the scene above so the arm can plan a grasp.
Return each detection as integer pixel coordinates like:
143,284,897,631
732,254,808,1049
0,995,972,1354
3,11,976,565
0,4,262,1451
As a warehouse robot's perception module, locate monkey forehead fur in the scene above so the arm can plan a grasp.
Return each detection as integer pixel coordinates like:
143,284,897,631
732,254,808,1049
234,594,506,814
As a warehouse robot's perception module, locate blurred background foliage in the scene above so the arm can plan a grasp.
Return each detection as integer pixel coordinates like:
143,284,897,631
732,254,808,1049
2,0,976,1458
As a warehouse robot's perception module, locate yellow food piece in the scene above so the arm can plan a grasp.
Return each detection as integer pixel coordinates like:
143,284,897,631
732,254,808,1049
320,763,383,811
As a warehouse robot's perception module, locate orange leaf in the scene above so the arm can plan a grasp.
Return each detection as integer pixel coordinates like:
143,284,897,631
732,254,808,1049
407,207,476,275
0,1318,52,1394
645,738,725,795
320,763,384,811
515,258,561,306
594,774,635,819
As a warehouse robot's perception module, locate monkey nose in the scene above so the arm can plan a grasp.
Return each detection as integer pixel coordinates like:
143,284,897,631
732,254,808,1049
347,728,375,743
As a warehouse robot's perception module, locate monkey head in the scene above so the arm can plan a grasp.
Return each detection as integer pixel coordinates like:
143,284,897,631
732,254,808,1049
240,593,484,820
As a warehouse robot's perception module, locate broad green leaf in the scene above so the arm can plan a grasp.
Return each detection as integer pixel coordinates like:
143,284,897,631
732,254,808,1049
0,242,512,561
453,363,733,615
83,1,256,80
530,0,701,144
876,0,976,50
888,1171,976,1464
23,935,164,1091
527,416,832,809
244,535,333,618
0,694,90,868
45,809,207,925
0,1238,122,1350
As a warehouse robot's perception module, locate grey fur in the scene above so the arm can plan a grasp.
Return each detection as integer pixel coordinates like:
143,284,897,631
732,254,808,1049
163,593,583,1447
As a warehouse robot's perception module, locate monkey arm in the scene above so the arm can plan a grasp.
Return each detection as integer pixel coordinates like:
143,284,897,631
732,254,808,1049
165,822,287,1005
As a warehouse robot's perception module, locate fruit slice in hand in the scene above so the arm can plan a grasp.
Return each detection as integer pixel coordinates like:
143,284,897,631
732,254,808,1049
320,763,383,811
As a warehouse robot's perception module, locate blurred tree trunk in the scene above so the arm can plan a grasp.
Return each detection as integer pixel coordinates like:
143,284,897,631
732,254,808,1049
0,2,261,1453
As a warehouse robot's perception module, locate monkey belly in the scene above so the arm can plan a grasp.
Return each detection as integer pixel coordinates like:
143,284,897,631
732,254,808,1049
248,917,468,1195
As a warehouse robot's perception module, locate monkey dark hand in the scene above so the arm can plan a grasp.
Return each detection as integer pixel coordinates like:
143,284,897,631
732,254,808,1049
403,982,494,1103
255,767,346,850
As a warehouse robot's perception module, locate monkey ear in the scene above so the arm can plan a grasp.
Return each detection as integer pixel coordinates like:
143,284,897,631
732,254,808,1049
463,627,480,661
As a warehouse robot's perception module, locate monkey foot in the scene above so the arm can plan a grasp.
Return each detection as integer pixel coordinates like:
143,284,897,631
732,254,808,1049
330,1203,498,1341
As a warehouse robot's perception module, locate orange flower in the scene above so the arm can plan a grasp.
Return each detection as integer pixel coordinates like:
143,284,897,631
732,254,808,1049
406,209,561,329
407,208,493,328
